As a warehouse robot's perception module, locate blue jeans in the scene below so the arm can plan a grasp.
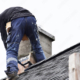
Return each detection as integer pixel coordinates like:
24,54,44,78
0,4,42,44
6,16,46,73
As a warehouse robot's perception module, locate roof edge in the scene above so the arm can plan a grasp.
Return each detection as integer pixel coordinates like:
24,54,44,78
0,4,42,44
19,43,80,75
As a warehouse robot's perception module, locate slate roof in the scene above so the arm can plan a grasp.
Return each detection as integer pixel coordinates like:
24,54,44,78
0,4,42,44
16,43,80,80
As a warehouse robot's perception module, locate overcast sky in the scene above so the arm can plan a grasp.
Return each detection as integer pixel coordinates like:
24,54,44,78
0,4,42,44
0,0,80,79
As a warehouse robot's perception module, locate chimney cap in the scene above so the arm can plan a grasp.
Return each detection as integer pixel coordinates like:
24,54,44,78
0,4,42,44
38,27,55,41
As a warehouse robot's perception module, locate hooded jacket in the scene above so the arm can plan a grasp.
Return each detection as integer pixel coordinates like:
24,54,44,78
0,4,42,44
0,7,35,49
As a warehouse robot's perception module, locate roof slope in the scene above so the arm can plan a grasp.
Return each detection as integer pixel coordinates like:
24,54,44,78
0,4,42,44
2,43,80,80
17,43,80,80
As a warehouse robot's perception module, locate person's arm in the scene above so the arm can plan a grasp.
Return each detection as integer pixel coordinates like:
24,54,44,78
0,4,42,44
0,21,7,49
0,9,8,49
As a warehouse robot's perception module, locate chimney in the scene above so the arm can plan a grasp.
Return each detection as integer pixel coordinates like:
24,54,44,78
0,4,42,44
18,27,55,59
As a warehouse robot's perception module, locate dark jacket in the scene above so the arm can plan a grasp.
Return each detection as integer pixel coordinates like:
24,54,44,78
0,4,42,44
0,7,35,49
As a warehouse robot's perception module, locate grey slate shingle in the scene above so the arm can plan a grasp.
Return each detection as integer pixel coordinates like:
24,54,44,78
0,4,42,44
17,43,80,80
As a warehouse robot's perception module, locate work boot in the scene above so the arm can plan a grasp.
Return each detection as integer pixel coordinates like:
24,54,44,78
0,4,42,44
5,71,19,80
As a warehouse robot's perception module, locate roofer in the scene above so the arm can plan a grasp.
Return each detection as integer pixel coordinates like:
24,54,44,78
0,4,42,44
0,7,46,80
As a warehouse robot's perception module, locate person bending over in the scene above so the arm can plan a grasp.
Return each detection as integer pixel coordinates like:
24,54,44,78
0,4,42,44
0,7,46,80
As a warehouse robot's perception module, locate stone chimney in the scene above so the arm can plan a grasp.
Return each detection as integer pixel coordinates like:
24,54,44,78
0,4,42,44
2,27,55,79
18,27,55,59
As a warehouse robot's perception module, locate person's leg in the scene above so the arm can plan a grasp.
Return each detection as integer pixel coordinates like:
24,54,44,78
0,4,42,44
5,17,25,74
25,17,46,62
